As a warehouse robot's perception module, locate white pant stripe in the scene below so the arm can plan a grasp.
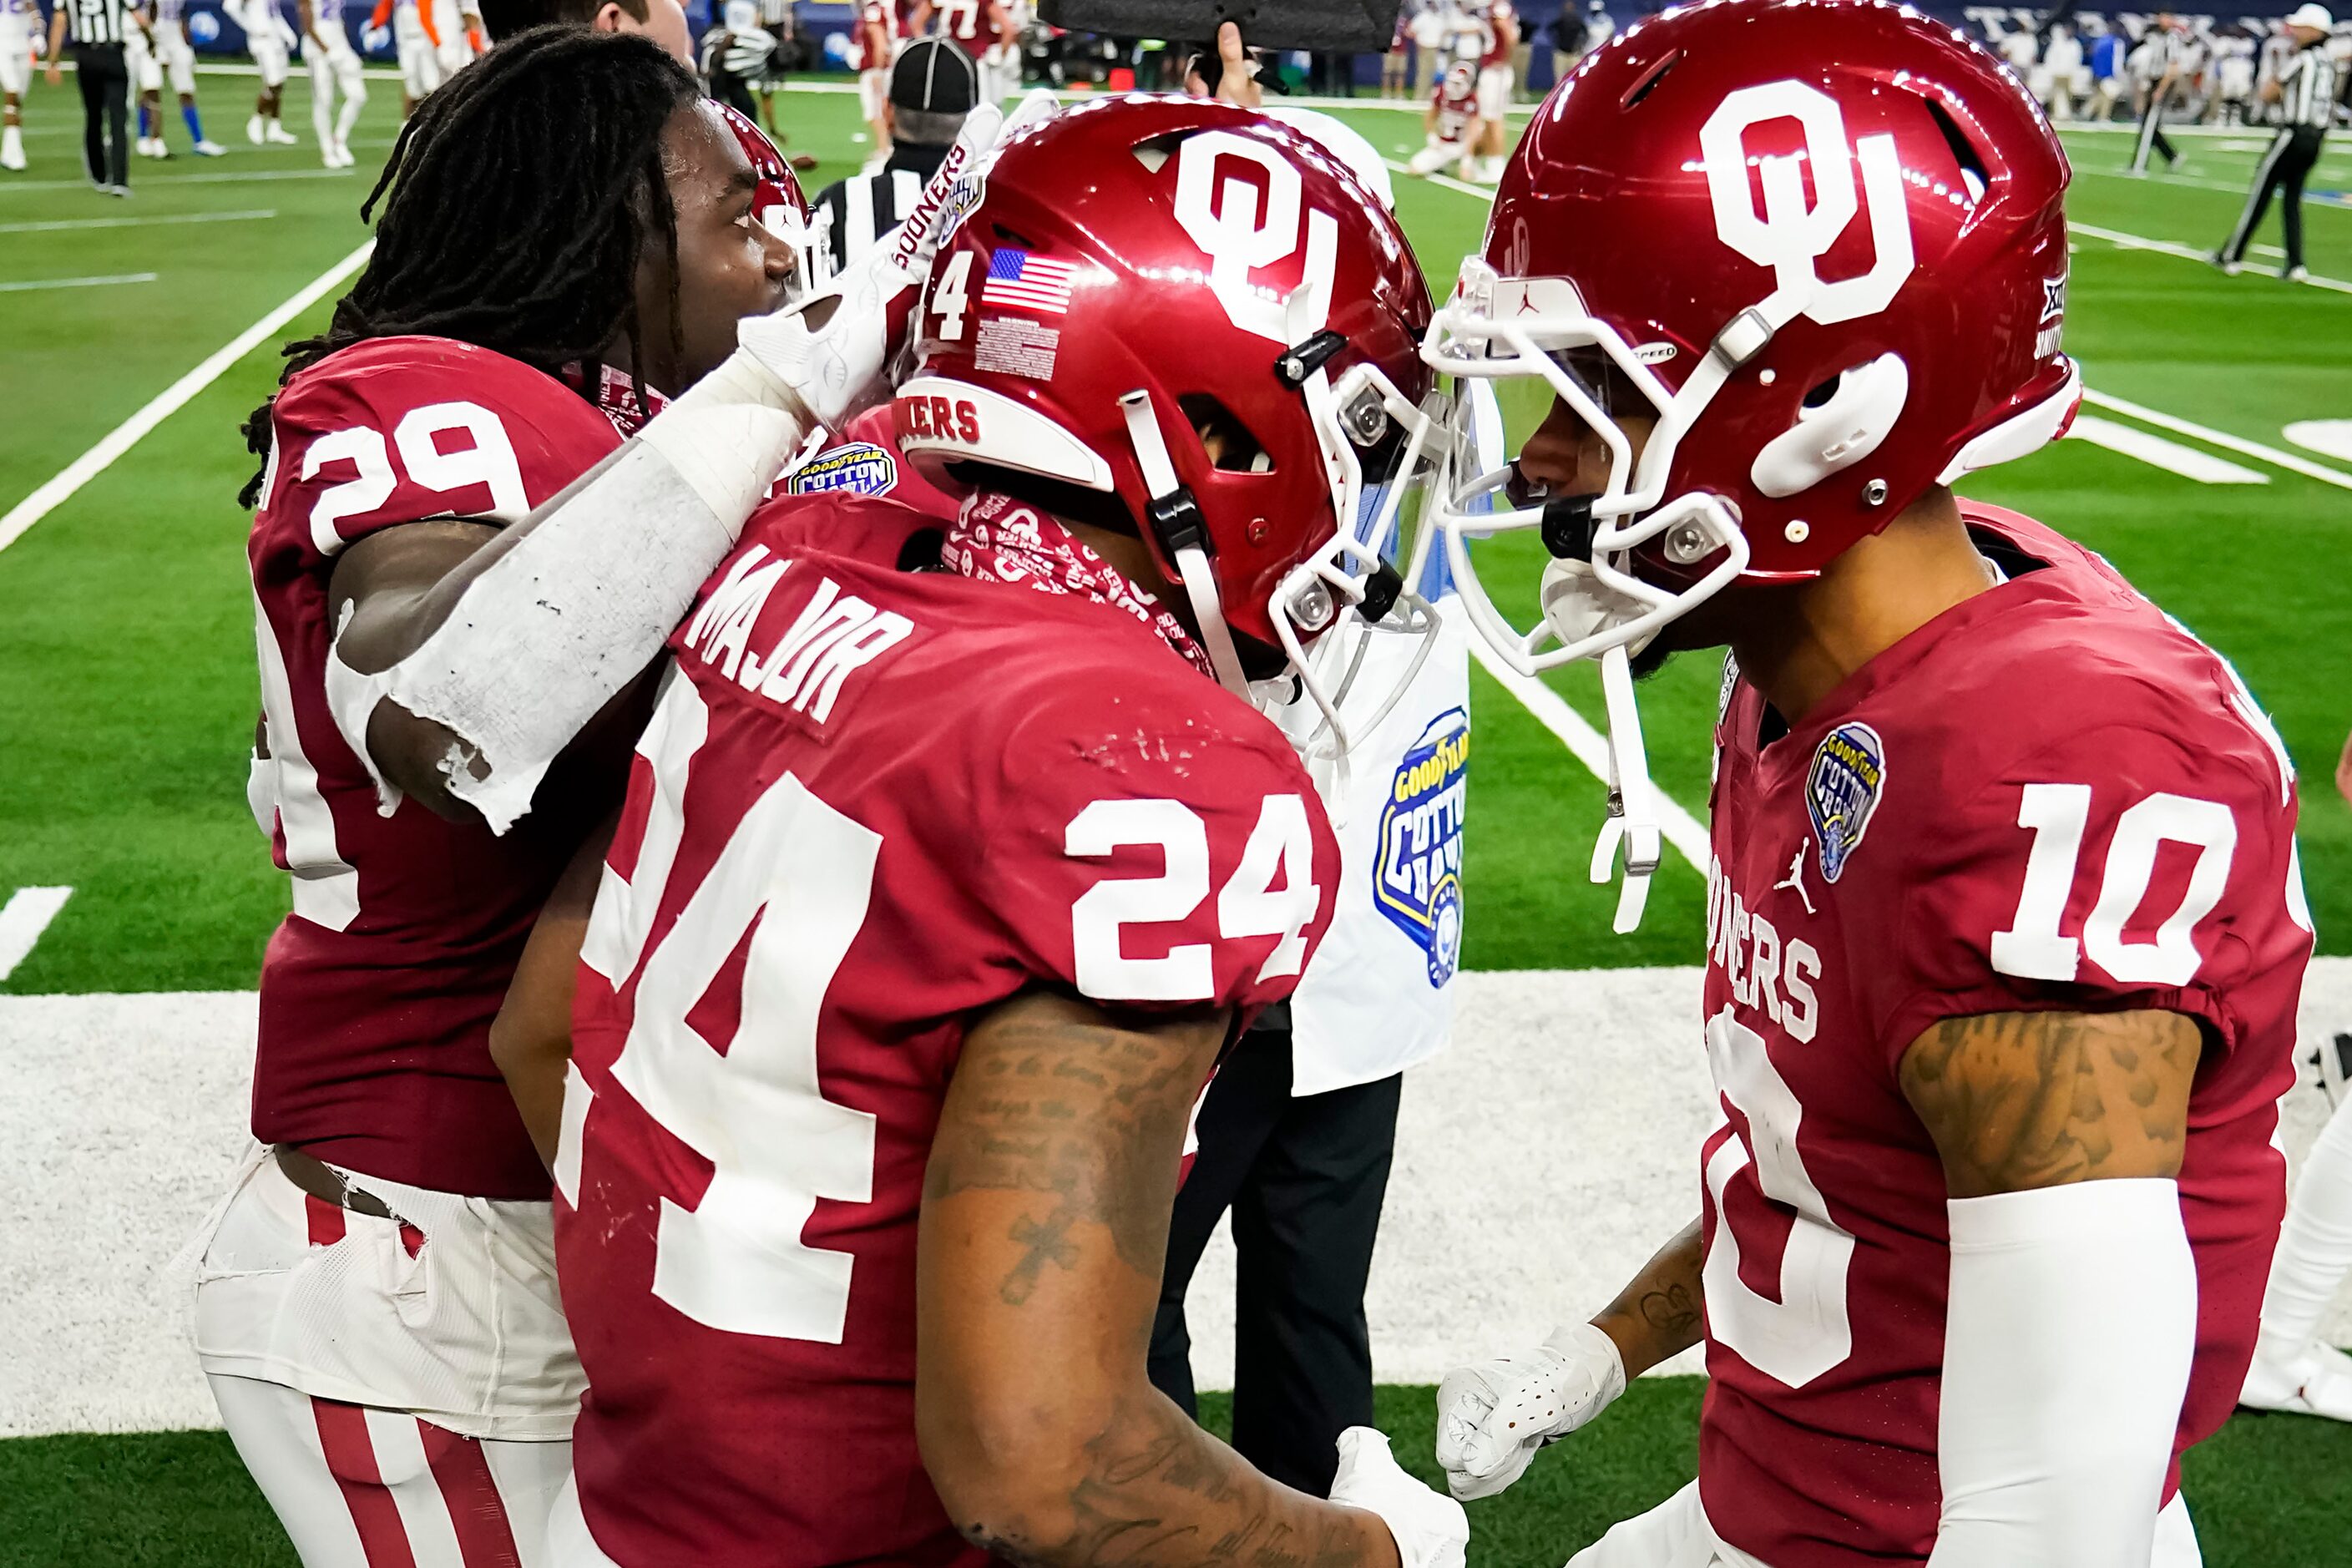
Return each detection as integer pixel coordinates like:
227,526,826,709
365,1406,470,1568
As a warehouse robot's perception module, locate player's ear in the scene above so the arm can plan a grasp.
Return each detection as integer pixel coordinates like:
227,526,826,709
590,1,625,33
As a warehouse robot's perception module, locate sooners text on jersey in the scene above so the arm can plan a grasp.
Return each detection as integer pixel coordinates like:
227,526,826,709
247,336,623,1199
1693,503,2310,1565
557,493,1338,1565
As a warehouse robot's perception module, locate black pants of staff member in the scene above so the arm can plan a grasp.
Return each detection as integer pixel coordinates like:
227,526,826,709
706,68,756,122
2129,86,2177,171
2222,125,2325,272
1146,1021,1403,1497
75,43,131,190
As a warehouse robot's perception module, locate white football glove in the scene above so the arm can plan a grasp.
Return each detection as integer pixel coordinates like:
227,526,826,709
1433,1322,1626,1501
736,90,1060,432
1328,1427,1468,1568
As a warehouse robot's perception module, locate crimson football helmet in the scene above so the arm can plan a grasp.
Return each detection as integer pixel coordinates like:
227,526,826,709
896,95,1440,756
1417,0,2077,926
714,101,812,298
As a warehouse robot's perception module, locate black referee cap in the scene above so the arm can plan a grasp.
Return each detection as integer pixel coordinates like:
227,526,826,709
891,38,980,114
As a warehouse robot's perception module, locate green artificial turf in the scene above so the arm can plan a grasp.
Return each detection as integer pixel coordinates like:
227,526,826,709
6,1379,2349,1565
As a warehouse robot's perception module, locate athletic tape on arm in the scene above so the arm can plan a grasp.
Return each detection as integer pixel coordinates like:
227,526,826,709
1927,1178,2196,1567
373,363,806,834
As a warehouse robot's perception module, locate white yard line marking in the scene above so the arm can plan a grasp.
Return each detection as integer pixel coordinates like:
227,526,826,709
0,271,158,293
2071,220,2352,294
1469,641,1712,870
0,888,72,983
0,240,374,557
0,168,357,195
2082,388,2352,494
0,208,276,234
2284,421,2352,464
2067,414,2270,484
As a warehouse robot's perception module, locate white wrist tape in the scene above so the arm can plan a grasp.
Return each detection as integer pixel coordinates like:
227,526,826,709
374,372,805,835
1928,1179,2197,1568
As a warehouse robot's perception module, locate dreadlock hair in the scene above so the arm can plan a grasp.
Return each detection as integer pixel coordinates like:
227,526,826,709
237,26,701,507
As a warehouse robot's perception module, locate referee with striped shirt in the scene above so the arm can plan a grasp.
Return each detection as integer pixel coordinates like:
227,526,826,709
43,0,150,194
807,37,977,283
2127,13,2192,175
2216,4,2343,282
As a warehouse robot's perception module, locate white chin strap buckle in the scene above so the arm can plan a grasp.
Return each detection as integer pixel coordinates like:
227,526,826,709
1589,644,1661,933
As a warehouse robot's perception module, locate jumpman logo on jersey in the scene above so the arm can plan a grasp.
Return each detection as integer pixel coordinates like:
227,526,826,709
1774,841,1816,916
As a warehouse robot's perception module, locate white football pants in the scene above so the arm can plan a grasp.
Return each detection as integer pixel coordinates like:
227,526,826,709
303,32,366,145
210,1373,569,1567
1565,1480,2202,1567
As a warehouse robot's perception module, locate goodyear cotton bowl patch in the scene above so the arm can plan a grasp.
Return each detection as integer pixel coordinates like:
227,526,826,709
1807,721,1886,884
1377,708,1469,988
787,442,898,498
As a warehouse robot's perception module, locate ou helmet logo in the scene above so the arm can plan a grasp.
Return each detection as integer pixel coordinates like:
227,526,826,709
1172,130,1338,345
1698,81,1915,326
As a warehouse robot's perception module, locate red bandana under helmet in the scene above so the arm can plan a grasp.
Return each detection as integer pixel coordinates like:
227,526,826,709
944,492,1215,681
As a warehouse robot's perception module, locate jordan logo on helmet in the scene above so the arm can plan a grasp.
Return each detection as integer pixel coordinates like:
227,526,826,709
1698,82,1915,326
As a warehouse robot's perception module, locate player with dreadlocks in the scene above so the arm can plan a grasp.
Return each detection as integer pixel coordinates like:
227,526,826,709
202,25,1007,1564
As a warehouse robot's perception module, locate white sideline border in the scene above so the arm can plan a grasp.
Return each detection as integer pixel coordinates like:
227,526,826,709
7,962,2352,1432
0,888,72,983
0,240,374,557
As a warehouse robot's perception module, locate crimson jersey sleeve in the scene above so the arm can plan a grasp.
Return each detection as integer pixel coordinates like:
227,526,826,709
1850,711,2301,1070
974,674,1341,1019
249,336,622,589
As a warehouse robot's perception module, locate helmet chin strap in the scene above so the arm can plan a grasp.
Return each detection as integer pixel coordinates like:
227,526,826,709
1590,643,1661,933
1118,391,1252,700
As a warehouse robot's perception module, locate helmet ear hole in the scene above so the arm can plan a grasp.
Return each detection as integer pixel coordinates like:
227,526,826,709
1179,394,1273,474
1802,374,1844,411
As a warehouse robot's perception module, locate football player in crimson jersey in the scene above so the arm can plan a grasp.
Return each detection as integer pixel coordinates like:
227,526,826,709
486,97,1469,1568
1414,4,2311,1565
204,27,1003,1565
1409,61,1484,181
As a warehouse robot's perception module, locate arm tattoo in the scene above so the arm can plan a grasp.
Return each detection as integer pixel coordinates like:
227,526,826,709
921,995,1401,1567
924,997,1217,1292
1898,1009,2204,1199
1592,1218,1706,1376
959,1393,1378,1568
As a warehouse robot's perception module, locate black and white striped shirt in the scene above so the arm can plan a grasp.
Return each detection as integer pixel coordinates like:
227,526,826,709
2280,45,2344,131
808,149,948,283
66,0,138,46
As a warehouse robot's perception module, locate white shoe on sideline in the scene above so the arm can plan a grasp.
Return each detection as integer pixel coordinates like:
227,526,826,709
266,123,300,145
246,114,266,144
2241,1341,2352,1422
2284,265,2310,283
194,139,226,156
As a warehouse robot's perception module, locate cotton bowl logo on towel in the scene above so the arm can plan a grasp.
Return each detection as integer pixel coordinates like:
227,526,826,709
787,441,898,498
1376,708,1469,987
1807,721,1885,883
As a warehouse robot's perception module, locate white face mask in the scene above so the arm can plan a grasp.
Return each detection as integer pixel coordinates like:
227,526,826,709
1414,258,1758,931
1119,355,1448,817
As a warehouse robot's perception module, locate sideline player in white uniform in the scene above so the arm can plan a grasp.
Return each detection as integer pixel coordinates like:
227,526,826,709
1,0,36,170
434,0,483,78
134,0,225,154
371,0,443,114
300,0,364,166
235,0,302,143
